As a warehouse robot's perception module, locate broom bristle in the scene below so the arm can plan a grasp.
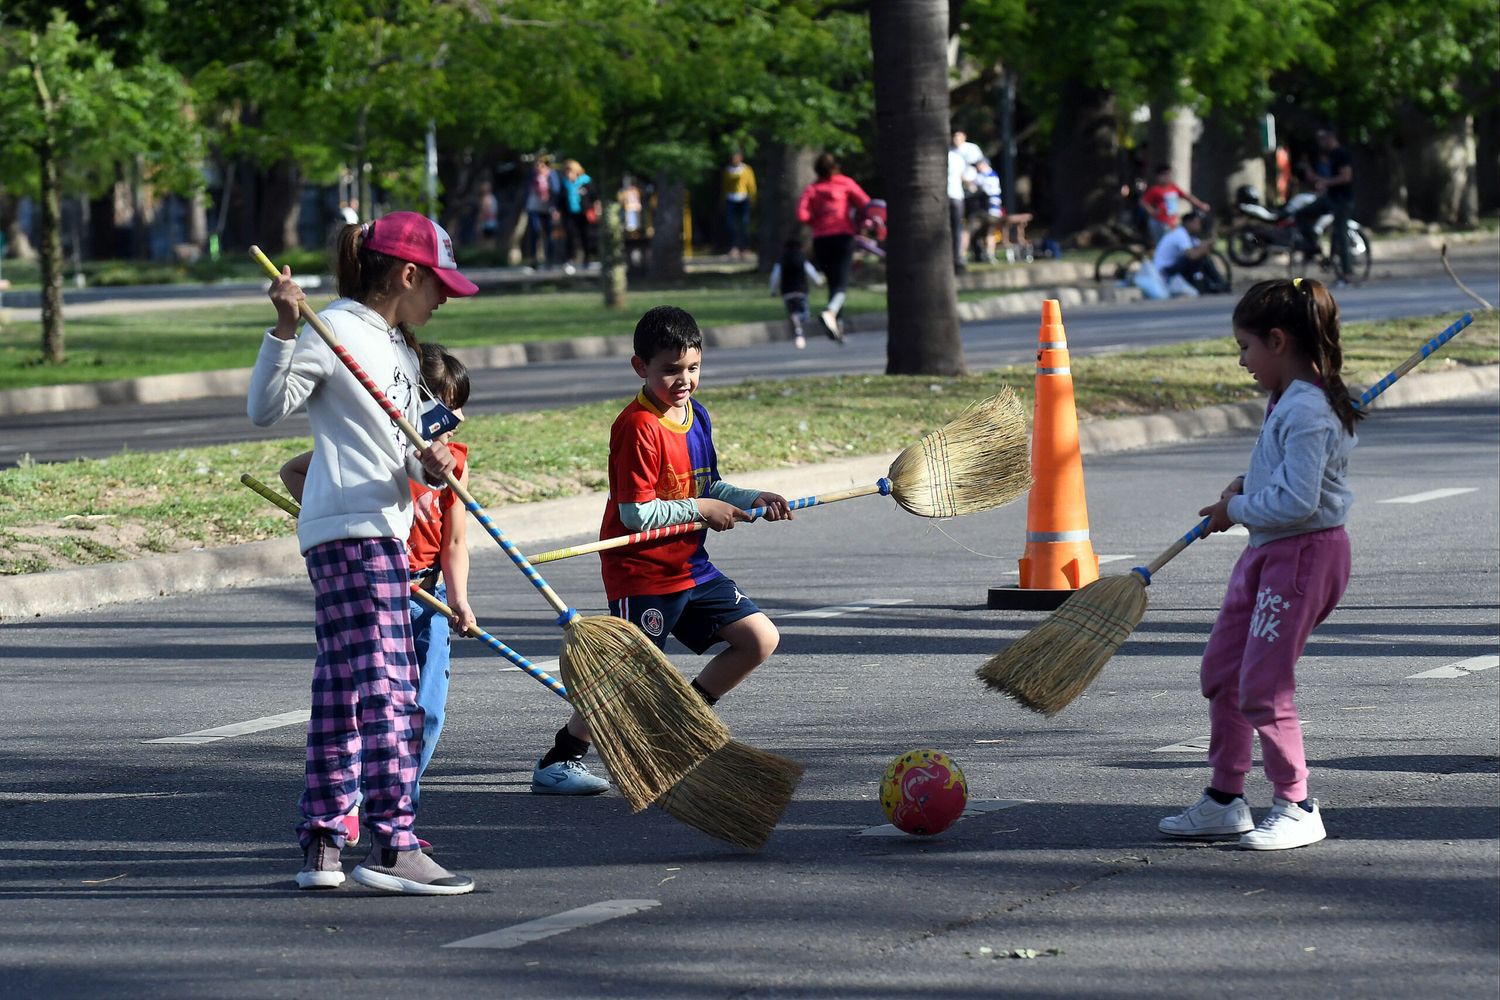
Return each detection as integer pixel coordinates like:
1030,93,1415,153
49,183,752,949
561,616,731,812
655,739,806,851
888,387,1032,518
976,574,1149,716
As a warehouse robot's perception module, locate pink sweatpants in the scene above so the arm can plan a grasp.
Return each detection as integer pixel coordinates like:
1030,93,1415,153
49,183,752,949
1200,526,1350,803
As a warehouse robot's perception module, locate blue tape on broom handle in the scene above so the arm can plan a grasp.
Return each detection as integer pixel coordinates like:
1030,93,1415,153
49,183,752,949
467,624,569,699
1144,312,1477,583
463,500,579,626
740,477,893,520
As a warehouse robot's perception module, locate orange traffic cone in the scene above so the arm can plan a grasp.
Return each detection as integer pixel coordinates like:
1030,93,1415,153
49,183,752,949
988,299,1099,611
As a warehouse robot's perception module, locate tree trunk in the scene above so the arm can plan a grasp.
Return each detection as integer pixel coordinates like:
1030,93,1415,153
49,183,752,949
1477,71,1500,215
1360,137,1410,229
1148,102,1198,196
755,142,816,270
600,202,628,309
648,174,686,279
1047,82,1118,238
0,186,38,261
255,160,303,254
1401,109,1478,226
871,0,965,376
1192,113,1264,219
38,137,65,364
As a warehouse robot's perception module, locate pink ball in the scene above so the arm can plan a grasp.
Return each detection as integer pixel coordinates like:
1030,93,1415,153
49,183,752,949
880,749,968,836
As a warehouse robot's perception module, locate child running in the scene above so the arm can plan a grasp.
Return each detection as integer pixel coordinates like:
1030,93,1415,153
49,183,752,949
1159,277,1361,851
768,235,825,350
796,152,870,342
248,211,477,894
531,305,793,778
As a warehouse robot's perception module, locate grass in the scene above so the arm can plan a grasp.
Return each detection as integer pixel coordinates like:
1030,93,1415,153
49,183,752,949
1,309,1492,575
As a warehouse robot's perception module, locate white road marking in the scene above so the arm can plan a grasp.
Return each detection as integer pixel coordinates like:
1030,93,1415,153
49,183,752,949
1378,487,1477,505
142,709,309,744
856,799,1028,837
1407,654,1500,679
784,598,912,619
443,899,661,950
497,656,560,674
1216,525,1250,537
1154,724,1315,753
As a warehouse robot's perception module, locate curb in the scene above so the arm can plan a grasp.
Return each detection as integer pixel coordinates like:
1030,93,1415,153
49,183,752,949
3,363,1493,622
0,283,1139,418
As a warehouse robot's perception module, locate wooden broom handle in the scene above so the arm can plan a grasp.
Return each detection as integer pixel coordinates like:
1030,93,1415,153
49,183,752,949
1137,314,1478,587
250,246,577,623
529,479,889,564
238,474,570,698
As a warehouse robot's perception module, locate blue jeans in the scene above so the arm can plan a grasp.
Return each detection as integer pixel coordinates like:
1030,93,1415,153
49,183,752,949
408,580,453,807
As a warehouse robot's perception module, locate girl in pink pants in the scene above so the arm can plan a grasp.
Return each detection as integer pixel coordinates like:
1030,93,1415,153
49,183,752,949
1159,277,1361,851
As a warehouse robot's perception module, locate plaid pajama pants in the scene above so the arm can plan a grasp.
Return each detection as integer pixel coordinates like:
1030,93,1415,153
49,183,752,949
297,538,423,852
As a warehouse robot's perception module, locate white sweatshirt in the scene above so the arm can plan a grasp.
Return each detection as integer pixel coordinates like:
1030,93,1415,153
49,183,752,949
247,299,429,554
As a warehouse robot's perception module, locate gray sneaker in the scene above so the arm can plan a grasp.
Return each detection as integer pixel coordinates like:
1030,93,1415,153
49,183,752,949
531,757,611,796
351,847,474,896
295,833,344,890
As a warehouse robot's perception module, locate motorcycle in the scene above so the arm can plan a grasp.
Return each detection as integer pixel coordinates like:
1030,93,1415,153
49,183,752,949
1226,185,1372,284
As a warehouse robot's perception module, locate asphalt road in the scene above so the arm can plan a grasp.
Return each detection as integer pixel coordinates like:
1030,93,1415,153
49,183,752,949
4,249,1496,468
2,395,1495,997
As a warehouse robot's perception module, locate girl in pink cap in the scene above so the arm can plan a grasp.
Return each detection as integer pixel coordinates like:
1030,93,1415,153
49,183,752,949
247,212,479,895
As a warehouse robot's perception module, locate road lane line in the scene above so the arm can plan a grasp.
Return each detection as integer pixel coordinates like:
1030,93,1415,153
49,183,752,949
856,799,1028,837
784,598,912,619
1378,487,1477,505
996,555,1135,578
496,656,559,674
143,709,310,744
1154,723,1316,753
443,899,661,950
1407,654,1500,679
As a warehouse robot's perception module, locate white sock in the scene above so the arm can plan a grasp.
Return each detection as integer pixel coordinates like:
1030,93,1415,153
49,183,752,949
828,291,846,314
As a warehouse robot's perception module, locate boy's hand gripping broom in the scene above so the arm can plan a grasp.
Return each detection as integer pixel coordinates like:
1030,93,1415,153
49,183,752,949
244,468,797,849
527,389,1033,566
976,312,1477,717
249,249,801,847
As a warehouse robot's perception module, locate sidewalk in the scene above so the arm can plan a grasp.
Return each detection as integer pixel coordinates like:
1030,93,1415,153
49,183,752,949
2,362,1492,621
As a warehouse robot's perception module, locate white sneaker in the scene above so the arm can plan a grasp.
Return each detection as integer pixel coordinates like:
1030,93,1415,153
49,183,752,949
1158,791,1254,839
1240,798,1325,851
794,334,806,349
819,309,840,341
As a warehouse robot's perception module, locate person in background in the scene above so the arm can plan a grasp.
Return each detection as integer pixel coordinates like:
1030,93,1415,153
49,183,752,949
1141,164,1210,246
947,130,983,272
769,234,825,349
524,156,560,270
795,152,870,343
559,159,595,274
721,151,757,260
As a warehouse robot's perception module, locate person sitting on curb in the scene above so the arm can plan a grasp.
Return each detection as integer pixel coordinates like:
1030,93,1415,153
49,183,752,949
1151,211,1227,297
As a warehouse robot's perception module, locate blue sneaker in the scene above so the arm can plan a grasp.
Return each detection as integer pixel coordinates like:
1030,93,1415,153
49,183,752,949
531,758,610,795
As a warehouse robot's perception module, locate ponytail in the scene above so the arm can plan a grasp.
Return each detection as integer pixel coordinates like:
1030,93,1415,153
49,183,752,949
332,221,417,349
1232,277,1364,434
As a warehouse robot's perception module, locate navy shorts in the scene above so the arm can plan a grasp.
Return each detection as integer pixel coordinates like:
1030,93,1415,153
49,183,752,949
609,575,761,655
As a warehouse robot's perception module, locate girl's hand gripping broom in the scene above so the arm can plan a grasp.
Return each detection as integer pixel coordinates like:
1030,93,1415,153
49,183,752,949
250,248,801,848
976,312,1477,717
245,472,796,849
527,389,1033,566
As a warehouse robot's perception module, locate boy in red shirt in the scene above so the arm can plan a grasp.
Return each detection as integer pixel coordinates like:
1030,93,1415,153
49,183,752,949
534,305,794,775
1141,164,1210,246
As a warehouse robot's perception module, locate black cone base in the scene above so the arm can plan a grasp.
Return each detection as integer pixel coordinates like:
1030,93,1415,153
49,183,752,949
987,585,1076,611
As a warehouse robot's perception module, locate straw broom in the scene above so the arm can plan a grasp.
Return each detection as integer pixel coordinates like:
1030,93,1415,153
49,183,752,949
243,473,798,849
977,312,1477,716
527,388,1033,566
249,247,731,813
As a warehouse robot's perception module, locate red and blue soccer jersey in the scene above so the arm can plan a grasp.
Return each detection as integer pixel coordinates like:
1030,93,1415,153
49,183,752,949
599,391,722,601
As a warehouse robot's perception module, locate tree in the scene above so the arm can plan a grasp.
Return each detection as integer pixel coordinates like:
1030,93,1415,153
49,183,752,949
870,0,964,376
0,9,199,363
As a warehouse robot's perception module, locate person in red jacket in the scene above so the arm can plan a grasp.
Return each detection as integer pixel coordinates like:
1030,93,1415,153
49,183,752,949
795,152,870,343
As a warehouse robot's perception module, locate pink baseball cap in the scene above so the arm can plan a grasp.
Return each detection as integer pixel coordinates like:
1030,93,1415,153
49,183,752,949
364,211,479,297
